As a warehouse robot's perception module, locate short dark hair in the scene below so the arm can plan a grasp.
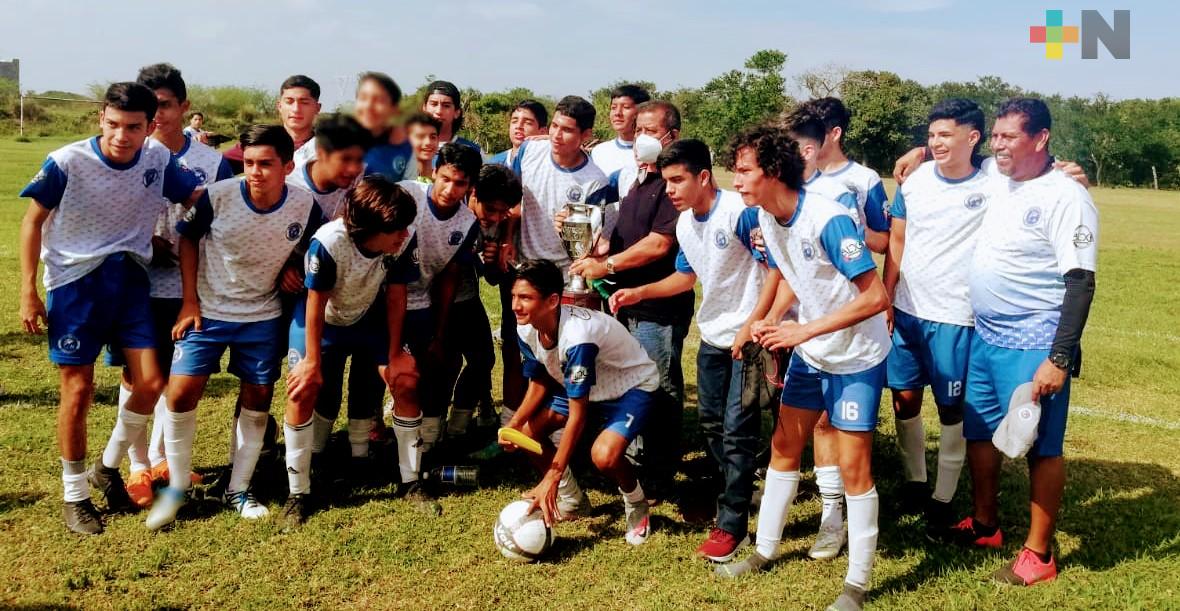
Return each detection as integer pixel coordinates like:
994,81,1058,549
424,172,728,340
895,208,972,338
514,259,564,299
104,82,159,122
136,63,187,103
929,98,986,155
475,164,523,207
810,97,851,135
191,111,204,120
280,75,321,101
554,95,596,131
404,111,442,133
314,113,373,154
514,99,548,129
657,139,712,175
357,72,402,105
997,97,1052,136
344,175,417,243
725,125,806,191
239,124,295,164
781,104,827,146
610,84,652,106
637,100,682,133
426,80,463,132
435,142,482,181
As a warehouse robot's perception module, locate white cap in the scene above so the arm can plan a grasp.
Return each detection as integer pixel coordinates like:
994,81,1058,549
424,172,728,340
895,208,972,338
992,381,1041,459
634,134,662,164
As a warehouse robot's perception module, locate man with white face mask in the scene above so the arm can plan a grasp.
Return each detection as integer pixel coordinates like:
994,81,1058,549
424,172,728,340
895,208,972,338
569,101,691,495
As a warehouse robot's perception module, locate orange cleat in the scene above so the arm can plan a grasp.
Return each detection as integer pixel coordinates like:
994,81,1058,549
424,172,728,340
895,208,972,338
126,470,155,509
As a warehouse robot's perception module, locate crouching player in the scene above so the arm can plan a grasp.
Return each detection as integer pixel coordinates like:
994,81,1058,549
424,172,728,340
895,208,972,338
500,260,658,545
716,126,891,611
281,175,427,527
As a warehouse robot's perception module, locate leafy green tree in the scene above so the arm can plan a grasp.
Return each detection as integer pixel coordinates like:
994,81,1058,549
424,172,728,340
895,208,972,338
686,49,791,153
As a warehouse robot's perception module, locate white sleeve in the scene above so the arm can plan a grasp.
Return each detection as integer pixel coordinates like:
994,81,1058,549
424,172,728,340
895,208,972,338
1046,185,1099,274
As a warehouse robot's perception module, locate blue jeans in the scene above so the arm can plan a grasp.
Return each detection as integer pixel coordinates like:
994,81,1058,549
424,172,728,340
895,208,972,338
620,314,688,482
697,340,759,537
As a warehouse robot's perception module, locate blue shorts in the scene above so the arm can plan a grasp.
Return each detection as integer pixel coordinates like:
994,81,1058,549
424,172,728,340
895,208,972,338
547,387,654,443
287,299,389,368
106,298,183,371
170,317,286,385
886,309,972,406
963,335,1070,457
402,308,435,357
780,352,886,432
47,253,154,366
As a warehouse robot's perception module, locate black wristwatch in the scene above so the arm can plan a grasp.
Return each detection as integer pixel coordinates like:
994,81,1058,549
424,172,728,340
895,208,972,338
1048,350,1072,372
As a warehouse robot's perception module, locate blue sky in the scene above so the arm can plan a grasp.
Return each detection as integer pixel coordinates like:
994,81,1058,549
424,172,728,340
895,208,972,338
0,0,1172,110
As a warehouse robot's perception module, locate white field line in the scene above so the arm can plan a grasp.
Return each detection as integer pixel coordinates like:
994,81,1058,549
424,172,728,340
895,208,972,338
1072,406,1180,431
1090,325,1180,344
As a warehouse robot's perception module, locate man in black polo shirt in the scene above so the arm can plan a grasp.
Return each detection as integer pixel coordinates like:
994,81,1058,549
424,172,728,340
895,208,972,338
570,100,693,492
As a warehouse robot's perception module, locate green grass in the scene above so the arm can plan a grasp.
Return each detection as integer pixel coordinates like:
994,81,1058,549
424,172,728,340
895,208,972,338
2,135,1179,609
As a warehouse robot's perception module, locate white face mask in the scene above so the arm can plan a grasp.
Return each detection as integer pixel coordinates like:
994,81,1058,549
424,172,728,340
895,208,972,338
634,134,663,182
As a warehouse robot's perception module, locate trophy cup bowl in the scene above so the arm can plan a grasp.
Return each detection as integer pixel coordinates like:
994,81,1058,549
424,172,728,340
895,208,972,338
561,202,594,296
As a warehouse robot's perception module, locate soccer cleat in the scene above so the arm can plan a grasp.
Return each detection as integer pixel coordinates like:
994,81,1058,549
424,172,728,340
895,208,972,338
714,551,772,578
898,480,930,515
222,489,269,519
398,480,442,516
992,547,1058,586
623,498,651,545
696,528,749,563
148,460,203,485
809,523,848,560
63,499,104,535
923,498,955,541
281,494,311,531
88,463,136,514
556,491,592,522
145,486,187,531
826,583,868,611
947,516,1003,548
125,469,155,509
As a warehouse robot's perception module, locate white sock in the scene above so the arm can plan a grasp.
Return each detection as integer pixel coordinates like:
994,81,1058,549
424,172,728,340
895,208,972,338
347,418,372,458
393,414,423,483
621,481,645,505
895,414,927,483
755,468,800,559
420,416,442,452
933,422,966,503
228,416,239,464
147,394,168,468
815,465,845,532
558,467,585,503
844,487,880,590
447,409,473,436
164,409,198,491
122,385,151,472
285,417,314,495
500,405,516,429
228,410,268,494
102,406,150,470
311,412,333,454
62,458,89,502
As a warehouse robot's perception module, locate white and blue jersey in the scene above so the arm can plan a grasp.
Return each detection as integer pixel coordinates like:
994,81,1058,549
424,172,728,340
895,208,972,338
674,189,766,349
19,137,202,291
290,159,356,220
304,218,412,327
398,181,479,311
591,138,636,186
300,137,413,181
511,140,608,271
487,148,511,167
822,160,891,234
758,191,891,374
969,168,1098,350
176,179,323,323
803,170,859,225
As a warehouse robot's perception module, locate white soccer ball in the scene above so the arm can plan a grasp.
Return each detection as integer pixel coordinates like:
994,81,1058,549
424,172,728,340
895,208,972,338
493,500,553,563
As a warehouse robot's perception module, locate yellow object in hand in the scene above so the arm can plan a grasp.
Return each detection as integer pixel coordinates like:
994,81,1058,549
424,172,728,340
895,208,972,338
498,427,543,455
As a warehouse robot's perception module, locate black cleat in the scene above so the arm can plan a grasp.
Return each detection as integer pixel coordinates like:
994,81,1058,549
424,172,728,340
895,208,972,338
63,499,104,535
88,463,136,514
281,493,311,531
397,480,442,516
924,498,955,541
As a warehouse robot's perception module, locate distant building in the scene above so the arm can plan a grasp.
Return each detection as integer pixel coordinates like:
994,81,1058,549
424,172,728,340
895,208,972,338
0,58,18,85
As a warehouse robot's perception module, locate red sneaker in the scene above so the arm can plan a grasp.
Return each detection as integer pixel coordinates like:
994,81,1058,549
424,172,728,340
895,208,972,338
696,528,749,563
947,516,1003,548
992,547,1058,585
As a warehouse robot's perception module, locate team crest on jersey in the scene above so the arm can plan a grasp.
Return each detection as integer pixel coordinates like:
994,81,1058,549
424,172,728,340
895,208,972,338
30,168,47,184
392,157,407,175
840,238,865,262
172,346,184,362
569,306,592,320
143,168,160,188
286,223,303,241
569,365,589,385
1023,207,1043,227
566,185,584,203
57,334,81,355
713,229,729,249
308,255,321,275
192,167,208,184
448,231,463,246
800,239,816,261
1072,225,1094,249
964,193,986,210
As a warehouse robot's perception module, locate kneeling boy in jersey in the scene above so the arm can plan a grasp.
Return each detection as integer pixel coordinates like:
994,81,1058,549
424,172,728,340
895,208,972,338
501,260,659,545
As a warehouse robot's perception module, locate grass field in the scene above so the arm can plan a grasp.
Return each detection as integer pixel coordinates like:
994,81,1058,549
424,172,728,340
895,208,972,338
1,135,1178,610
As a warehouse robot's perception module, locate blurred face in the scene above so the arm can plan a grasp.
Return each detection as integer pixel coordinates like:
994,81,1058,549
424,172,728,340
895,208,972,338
407,124,440,161
424,93,459,132
97,106,154,164
661,164,712,213
508,108,542,148
316,146,366,189
927,119,980,170
991,114,1049,179
549,113,588,158
360,228,411,255
242,145,293,200
189,114,203,130
635,109,675,146
511,278,558,326
469,194,511,228
151,88,188,136
432,164,471,206
277,86,320,135
731,147,773,206
609,96,639,136
355,79,397,134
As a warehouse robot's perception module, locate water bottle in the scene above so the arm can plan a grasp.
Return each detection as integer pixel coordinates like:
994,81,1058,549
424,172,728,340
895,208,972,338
427,466,479,487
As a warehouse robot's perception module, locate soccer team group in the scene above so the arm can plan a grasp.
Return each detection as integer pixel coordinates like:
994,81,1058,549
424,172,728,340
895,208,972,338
16,61,1099,610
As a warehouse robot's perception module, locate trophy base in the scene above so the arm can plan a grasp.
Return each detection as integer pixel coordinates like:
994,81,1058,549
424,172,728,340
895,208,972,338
561,291,601,310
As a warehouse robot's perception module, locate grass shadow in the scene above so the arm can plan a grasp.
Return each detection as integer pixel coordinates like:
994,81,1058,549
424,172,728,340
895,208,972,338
0,491,45,515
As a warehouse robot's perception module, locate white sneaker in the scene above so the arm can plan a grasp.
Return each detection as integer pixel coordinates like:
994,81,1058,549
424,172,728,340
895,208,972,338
223,489,269,520
556,491,591,522
145,486,186,531
808,523,847,560
624,499,651,545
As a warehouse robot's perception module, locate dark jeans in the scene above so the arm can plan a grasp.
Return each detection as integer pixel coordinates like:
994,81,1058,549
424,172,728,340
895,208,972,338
443,297,496,412
697,340,759,537
619,313,688,483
